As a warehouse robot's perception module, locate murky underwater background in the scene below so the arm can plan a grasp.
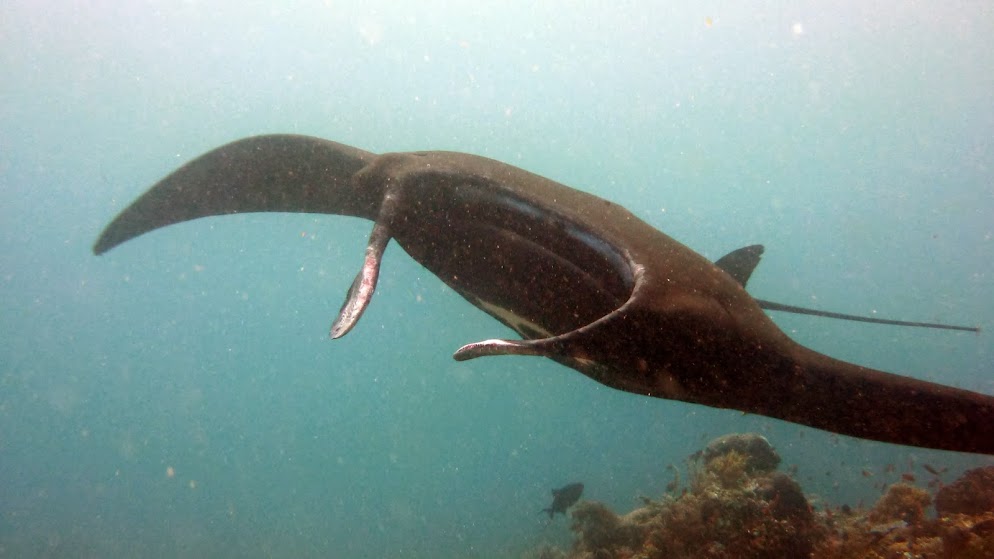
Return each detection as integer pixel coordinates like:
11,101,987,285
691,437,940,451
2,2,992,557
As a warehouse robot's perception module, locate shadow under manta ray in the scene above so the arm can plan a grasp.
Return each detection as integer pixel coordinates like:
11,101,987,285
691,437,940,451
93,134,991,455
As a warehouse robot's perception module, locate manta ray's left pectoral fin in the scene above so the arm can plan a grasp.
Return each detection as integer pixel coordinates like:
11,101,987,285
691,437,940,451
330,191,403,339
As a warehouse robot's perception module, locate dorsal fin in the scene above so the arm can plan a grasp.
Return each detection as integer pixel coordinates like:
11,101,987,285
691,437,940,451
714,244,765,287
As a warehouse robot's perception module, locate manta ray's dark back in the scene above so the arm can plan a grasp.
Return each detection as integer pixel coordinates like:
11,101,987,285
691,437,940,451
94,134,993,455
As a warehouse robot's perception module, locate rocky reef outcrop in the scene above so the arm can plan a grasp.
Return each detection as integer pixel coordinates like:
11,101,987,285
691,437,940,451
527,434,994,559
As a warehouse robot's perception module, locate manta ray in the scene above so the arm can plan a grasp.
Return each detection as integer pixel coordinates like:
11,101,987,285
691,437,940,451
93,135,992,455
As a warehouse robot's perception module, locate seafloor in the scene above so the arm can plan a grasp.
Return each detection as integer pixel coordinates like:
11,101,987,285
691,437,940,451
529,433,994,559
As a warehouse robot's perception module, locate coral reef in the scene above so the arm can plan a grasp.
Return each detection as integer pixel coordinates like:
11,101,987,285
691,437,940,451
813,480,994,559
698,433,782,476
527,433,994,559
936,466,994,516
866,483,931,524
570,501,642,553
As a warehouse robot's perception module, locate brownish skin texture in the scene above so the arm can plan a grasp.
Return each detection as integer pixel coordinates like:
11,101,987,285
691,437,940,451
94,135,994,455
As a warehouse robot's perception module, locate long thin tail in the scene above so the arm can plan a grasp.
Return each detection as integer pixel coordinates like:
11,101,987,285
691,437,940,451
756,299,979,333
93,135,378,255
771,346,994,454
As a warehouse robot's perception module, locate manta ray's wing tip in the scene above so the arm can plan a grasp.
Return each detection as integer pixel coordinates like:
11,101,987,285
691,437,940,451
92,240,110,256
92,229,116,255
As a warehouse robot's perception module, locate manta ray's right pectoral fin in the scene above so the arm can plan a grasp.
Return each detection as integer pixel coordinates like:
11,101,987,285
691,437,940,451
330,191,404,339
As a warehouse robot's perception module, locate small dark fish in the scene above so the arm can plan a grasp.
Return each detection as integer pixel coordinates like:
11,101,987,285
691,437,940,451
541,482,584,519
922,463,947,476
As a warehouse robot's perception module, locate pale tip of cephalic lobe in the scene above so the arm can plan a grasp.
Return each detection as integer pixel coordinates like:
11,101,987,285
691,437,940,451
453,338,545,361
